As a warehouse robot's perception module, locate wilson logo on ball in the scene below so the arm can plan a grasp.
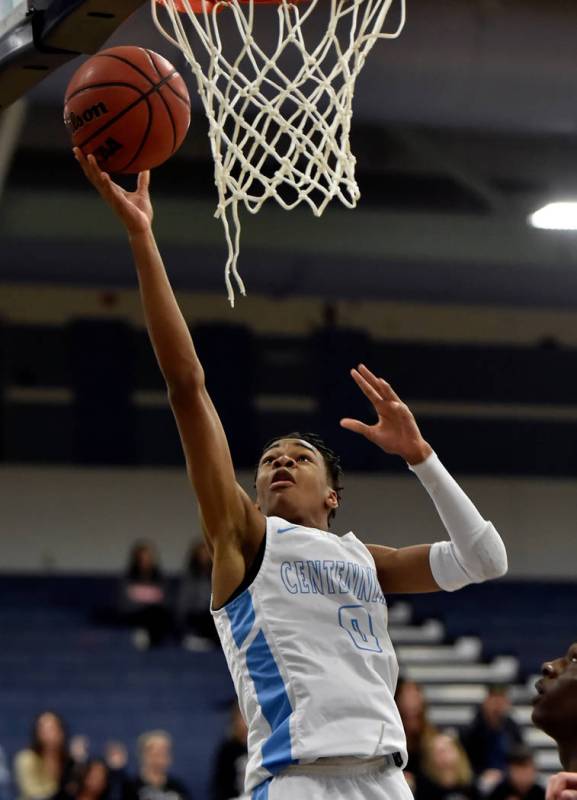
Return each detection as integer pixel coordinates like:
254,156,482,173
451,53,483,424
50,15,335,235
93,138,123,163
66,101,109,133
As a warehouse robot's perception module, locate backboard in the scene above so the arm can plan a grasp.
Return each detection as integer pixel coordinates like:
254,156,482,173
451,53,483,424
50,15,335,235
0,1,27,38
0,0,148,111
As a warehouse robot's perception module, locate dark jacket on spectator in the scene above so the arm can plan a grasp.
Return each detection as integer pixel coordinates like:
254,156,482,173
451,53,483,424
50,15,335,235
488,779,545,800
461,711,523,774
415,773,480,800
210,739,247,800
123,776,191,800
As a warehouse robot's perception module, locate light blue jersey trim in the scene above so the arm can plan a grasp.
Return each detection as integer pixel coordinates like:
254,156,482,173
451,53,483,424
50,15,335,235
226,589,295,777
225,589,256,648
252,778,271,799
246,630,294,772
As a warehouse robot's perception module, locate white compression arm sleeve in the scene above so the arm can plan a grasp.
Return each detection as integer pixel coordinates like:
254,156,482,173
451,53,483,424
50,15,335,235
409,452,508,592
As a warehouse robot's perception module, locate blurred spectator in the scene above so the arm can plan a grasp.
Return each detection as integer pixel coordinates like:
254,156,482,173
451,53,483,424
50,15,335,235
461,686,523,787
120,542,171,649
14,712,73,800
73,761,110,800
177,541,219,652
123,731,191,800
416,732,478,800
395,678,437,784
210,702,248,800
69,737,90,773
0,745,11,800
487,748,545,800
103,743,129,800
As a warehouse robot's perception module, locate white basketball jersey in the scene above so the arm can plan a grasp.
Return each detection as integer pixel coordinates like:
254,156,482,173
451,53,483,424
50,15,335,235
211,516,408,793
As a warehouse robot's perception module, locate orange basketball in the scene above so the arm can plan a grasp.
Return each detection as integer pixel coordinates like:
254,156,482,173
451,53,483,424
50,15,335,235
64,46,191,174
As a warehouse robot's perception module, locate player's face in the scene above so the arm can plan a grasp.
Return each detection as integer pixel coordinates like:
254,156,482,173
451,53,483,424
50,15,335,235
255,438,338,527
532,642,577,739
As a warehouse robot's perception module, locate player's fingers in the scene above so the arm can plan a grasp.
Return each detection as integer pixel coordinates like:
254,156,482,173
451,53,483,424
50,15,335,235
547,777,559,800
80,154,107,190
379,377,402,402
560,790,577,800
547,774,576,800
138,170,151,192
340,418,373,438
358,364,402,402
98,174,126,211
73,148,94,180
351,368,386,408
86,153,112,188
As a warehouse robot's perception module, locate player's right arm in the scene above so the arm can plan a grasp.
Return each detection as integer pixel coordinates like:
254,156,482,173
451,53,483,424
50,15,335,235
75,151,265,606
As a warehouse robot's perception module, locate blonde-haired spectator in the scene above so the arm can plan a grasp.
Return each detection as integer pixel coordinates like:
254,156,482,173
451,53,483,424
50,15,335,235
395,678,437,786
123,731,192,800
416,732,478,800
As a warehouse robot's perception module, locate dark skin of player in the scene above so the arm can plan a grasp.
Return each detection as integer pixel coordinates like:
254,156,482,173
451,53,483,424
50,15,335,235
533,642,577,795
76,148,446,610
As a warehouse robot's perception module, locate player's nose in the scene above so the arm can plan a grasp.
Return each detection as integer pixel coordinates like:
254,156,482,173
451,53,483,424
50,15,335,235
273,454,295,468
541,660,559,678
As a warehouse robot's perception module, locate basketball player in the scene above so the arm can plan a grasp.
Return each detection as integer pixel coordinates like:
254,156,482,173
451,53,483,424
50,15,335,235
75,150,508,800
532,644,577,800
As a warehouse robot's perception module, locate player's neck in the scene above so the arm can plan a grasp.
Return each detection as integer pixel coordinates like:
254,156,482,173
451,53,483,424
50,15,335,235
557,739,577,771
284,510,330,531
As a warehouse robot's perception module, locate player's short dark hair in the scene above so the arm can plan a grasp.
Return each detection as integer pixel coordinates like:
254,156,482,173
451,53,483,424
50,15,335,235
258,432,343,524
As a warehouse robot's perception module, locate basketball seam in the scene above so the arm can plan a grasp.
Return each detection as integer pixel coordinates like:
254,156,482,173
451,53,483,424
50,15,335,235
95,52,159,88
116,96,154,174
65,81,145,105
145,50,191,107
143,50,177,155
96,51,188,107
72,73,179,153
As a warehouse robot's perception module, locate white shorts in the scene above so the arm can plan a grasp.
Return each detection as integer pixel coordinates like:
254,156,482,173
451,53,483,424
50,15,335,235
251,758,414,800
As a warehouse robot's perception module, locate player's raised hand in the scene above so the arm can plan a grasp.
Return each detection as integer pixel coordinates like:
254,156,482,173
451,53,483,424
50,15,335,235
340,364,432,465
547,773,577,800
74,148,153,236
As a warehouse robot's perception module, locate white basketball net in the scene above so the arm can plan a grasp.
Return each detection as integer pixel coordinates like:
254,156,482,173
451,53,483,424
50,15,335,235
152,0,405,304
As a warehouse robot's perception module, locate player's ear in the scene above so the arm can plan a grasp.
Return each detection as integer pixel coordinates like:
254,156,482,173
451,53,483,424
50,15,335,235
325,487,338,511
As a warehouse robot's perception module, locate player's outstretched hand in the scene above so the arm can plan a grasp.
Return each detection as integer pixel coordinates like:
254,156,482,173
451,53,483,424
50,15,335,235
547,773,577,800
340,364,433,465
74,148,153,236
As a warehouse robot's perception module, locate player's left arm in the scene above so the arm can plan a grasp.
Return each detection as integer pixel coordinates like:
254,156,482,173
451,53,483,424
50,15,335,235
341,364,508,595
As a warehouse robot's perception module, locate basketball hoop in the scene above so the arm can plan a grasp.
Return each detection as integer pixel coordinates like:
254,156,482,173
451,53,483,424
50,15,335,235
152,0,405,305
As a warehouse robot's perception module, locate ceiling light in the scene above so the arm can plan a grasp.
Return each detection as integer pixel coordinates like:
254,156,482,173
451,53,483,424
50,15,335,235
529,202,577,230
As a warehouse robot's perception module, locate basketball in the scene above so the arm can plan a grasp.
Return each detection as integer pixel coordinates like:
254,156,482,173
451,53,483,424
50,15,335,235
64,46,191,174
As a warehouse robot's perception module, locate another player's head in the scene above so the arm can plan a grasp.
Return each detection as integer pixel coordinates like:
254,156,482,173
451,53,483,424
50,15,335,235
532,642,577,768
254,432,343,530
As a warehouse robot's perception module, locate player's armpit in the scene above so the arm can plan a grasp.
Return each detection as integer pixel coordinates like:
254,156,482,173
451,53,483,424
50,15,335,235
367,543,439,594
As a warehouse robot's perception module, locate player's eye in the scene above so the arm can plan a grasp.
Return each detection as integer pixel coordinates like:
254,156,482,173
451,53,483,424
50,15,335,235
261,456,274,464
297,454,310,462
